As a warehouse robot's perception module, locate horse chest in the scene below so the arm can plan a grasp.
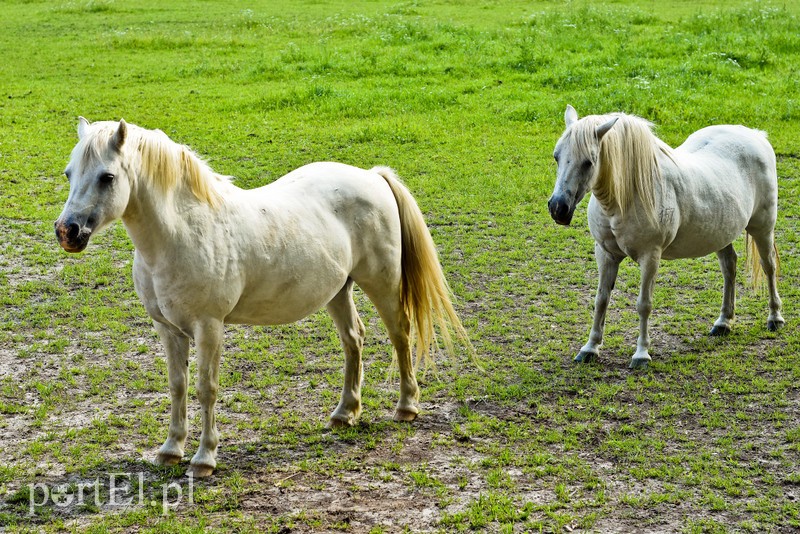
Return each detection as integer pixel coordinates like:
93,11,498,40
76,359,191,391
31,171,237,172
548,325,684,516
587,203,630,258
133,257,239,333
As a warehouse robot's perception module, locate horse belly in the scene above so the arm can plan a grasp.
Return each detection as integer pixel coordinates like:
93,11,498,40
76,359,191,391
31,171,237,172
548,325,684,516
224,293,336,325
661,214,747,260
224,253,350,326
661,233,738,260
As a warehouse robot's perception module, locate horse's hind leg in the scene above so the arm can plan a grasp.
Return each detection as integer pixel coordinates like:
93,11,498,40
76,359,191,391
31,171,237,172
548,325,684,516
750,230,785,330
711,244,737,336
359,280,418,422
387,313,418,422
326,279,366,428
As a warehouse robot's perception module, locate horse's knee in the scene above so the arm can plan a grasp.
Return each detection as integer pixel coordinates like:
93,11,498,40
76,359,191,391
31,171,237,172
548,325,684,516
197,383,219,405
354,319,366,347
169,378,186,397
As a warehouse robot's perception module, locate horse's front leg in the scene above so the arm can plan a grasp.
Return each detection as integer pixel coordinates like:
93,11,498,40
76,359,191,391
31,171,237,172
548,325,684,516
189,319,224,477
630,253,661,369
154,322,190,466
711,244,737,336
576,243,622,363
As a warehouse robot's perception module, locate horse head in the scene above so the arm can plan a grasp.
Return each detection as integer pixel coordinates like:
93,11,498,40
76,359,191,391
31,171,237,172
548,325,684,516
55,118,134,252
548,105,617,225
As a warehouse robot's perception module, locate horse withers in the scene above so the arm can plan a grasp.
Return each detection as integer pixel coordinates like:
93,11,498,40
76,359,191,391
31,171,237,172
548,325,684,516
55,118,471,476
548,105,784,369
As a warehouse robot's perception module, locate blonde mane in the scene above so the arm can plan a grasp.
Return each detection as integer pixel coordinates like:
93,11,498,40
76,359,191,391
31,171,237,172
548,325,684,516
572,113,671,223
80,123,226,208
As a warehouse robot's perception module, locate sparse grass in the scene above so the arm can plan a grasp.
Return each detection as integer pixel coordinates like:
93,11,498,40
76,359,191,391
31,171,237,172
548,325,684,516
1,0,800,531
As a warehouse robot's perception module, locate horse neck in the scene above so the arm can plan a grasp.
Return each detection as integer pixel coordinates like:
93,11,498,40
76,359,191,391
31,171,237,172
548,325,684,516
121,170,217,268
121,134,228,266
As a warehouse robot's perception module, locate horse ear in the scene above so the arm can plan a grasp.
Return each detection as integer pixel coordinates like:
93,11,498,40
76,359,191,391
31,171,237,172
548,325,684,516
78,116,90,139
596,116,619,141
565,105,578,127
112,119,127,151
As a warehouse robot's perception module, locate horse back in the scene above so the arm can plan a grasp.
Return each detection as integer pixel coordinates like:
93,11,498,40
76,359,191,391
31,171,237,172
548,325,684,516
249,162,402,254
676,125,776,183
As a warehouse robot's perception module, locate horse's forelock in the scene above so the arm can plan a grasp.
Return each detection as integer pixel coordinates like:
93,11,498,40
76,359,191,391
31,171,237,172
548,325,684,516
569,116,603,162
77,123,119,171
562,114,615,167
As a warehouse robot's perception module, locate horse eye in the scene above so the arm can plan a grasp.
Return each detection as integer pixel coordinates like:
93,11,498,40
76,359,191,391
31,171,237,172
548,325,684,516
99,173,115,184
581,160,593,170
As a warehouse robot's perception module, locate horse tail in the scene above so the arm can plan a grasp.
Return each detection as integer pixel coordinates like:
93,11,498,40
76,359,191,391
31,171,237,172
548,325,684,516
371,166,475,371
745,233,780,290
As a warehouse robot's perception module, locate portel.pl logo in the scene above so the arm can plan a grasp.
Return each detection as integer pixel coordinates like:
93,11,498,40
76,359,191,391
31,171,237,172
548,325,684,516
27,472,193,516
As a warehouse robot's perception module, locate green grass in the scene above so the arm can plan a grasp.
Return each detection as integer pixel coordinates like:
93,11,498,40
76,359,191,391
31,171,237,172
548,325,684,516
1,0,800,531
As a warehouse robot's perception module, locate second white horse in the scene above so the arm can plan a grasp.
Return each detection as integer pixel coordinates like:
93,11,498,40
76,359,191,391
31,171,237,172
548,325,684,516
548,105,784,369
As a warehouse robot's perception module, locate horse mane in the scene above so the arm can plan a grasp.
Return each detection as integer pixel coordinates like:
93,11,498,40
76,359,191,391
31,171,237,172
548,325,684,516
80,122,226,208
573,113,672,223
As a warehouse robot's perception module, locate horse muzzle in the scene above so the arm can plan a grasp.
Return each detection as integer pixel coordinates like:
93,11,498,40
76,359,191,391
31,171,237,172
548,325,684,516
54,217,93,253
547,195,575,226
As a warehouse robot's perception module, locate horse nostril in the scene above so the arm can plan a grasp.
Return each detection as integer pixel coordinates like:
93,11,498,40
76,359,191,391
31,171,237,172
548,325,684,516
67,222,81,240
548,196,565,217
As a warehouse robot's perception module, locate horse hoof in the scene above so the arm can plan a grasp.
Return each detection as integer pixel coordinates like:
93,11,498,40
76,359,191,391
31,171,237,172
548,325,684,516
629,358,650,370
393,409,418,422
155,452,183,467
188,464,214,478
767,320,785,332
326,416,355,429
710,325,731,336
574,351,596,363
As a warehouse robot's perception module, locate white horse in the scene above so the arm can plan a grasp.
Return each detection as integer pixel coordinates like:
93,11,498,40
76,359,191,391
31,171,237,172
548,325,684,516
55,118,471,476
548,105,784,369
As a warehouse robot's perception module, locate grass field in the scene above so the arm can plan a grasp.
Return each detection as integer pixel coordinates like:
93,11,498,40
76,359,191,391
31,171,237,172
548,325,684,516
2,0,800,532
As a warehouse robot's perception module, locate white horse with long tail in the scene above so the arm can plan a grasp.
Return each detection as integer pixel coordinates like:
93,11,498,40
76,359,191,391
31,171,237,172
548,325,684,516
55,118,471,477
548,105,784,369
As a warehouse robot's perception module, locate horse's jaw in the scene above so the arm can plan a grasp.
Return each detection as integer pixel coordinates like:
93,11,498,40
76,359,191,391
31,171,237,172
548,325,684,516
551,210,574,226
58,242,89,253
